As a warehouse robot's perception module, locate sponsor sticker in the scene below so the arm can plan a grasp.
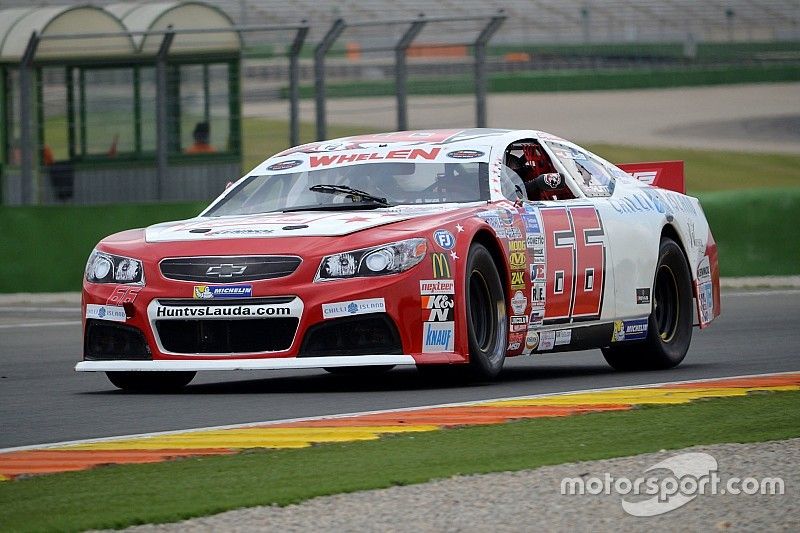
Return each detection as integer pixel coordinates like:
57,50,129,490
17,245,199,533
510,314,528,333
423,321,455,353
193,284,253,300
612,318,649,342
322,298,386,319
529,307,544,327
530,263,546,282
422,294,455,322
511,290,528,315
531,282,546,307
267,159,303,171
699,281,714,325
697,256,712,284
431,253,452,278
538,330,556,351
506,226,523,240
525,330,540,352
511,270,526,290
86,304,126,322
446,149,485,159
555,329,572,346
509,251,527,270
420,279,455,295
433,229,455,250
636,288,651,305
522,213,541,233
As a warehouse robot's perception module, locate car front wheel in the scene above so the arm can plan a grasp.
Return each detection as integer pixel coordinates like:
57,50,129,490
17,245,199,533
465,243,508,379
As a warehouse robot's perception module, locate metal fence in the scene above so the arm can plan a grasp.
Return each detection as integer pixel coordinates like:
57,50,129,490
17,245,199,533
2,13,510,205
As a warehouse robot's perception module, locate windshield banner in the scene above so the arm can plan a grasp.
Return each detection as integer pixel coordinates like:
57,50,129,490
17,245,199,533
259,145,492,174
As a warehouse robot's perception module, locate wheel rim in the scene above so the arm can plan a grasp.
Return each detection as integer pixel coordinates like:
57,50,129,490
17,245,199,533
653,265,679,342
469,270,494,351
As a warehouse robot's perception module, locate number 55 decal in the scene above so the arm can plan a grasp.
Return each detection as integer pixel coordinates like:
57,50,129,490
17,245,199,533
539,206,606,323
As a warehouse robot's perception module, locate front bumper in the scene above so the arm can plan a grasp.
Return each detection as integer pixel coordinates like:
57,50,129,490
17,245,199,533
75,354,417,372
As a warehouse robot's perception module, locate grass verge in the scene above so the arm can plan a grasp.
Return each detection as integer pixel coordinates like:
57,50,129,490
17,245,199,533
1,390,799,532
285,65,800,99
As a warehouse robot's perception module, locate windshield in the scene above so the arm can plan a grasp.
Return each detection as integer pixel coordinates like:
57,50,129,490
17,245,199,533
205,160,489,217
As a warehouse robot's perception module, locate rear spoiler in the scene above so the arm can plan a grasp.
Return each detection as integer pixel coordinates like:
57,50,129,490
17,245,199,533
617,161,685,194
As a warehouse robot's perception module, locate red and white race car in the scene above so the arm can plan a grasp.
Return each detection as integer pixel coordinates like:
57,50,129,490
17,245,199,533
76,129,720,391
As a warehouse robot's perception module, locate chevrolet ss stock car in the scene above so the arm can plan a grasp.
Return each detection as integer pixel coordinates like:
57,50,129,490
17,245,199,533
77,129,720,391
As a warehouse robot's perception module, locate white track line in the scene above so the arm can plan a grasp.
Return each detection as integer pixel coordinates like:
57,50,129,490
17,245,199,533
0,307,78,313
0,321,81,330
2,369,798,455
724,289,800,297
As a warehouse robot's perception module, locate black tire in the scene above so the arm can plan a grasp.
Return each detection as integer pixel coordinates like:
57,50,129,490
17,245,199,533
106,371,196,392
464,243,508,379
602,237,693,371
323,365,395,376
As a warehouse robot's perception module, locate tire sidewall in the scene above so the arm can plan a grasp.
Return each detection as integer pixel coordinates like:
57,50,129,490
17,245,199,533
465,244,507,378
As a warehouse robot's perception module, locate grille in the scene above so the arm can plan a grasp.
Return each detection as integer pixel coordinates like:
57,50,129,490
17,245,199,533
160,256,301,282
84,320,151,360
299,314,402,357
156,318,299,354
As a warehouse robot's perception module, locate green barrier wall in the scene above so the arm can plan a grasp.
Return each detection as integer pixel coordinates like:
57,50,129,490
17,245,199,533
0,203,204,293
0,189,797,292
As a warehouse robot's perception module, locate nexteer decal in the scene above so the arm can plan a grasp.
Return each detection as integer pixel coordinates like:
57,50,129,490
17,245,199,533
540,206,606,324
193,284,253,299
322,298,386,319
420,279,455,295
309,147,442,168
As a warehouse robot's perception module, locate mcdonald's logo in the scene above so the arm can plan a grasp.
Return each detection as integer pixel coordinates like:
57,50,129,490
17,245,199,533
432,253,451,279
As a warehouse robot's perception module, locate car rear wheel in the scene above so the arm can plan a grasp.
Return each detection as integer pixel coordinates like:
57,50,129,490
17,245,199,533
106,371,196,392
602,237,693,371
465,243,508,379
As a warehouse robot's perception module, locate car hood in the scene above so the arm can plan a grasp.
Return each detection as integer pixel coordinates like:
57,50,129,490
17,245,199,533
144,205,472,243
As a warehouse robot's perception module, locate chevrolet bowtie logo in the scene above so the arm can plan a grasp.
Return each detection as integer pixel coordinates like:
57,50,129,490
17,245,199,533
206,264,248,278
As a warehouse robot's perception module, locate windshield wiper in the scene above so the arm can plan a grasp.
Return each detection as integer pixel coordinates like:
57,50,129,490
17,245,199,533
309,184,391,207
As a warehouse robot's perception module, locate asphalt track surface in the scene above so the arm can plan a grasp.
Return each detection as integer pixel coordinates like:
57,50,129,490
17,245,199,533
0,289,798,450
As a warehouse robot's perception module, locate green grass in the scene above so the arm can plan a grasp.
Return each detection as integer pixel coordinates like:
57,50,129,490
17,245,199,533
586,144,800,193
286,64,800,99
1,390,798,532
697,188,800,276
